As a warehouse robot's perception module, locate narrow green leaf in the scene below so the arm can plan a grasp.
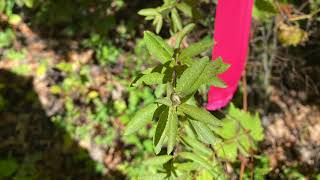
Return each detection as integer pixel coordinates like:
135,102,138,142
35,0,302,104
157,4,173,15
139,174,168,180
155,15,163,34
163,0,174,5
0,1,5,13
180,57,193,66
178,104,221,126
144,31,174,64
174,162,199,171
178,152,217,175
144,155,173,165
155,97,172,106
176,2,193,17
175,23,195,48
167,107,178,154
130,74,143,87
189,120,220,145
124,103,158,136
171,8,183,31
182,136,212,157
254,0,277,14
138,8,159,16
143,72,164,85
179,38,214,60
145,16,154,21
176,57,209,96
152,16,159,26
19,0,34,8
132,72,165,87
176,57,230,97
197,170,215,180
154,108,169,154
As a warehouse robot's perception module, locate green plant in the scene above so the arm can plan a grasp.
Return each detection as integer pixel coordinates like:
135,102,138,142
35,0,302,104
11,64,31,75
82,33,121,65
253,0,278,22
138,0,202,34
0,0,35,25
5,49,27,60
0,28,15,49
242,155,271,180
0,158,18,178
124,1,264,179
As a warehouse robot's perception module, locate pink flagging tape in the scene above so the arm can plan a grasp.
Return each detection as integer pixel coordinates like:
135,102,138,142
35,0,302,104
207,0,254,110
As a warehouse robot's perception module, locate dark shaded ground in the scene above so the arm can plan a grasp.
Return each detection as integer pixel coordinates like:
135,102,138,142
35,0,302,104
0,69,123,179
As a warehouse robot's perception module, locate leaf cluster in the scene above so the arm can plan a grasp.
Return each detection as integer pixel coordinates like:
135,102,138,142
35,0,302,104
125,1,265,179
138,0,201,34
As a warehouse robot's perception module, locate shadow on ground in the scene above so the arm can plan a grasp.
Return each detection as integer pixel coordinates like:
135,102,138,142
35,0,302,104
0,69,121,179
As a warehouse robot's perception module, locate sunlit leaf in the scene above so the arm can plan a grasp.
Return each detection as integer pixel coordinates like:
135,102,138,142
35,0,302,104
176,57,209,96
179,38,214,60
189,120,220,145
253,0,277,21
144,31,174,64
132,72,164,86
214,142,238,162
176,57,228,97
228,104,264,141
155,97,172,106
155,15,163,34
124,103,158,136
178,104,221,126
182,136,212,157
171,8,183,32
176,2,193,17
178,152,217,176
0,1,5,13
138,8,159,16
212,119,238,139
144,155,173,165
175,23,195,48
139,173,168,180
154,107,169,154
174,162,199,171
167,106,178,154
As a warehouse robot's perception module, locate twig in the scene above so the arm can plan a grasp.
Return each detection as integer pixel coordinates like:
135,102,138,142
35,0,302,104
209,0,214,37
250,154,254,180
242,70,248,112
289,8,320,21
239,155,248,180
240,44,249,180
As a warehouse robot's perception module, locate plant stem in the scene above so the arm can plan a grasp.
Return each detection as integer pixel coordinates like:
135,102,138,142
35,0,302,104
242,70,248,112
239,155,248,180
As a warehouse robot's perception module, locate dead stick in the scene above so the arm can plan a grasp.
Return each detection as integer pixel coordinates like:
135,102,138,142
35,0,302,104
239,155,248,180
240,70,249,180
242,70,248,112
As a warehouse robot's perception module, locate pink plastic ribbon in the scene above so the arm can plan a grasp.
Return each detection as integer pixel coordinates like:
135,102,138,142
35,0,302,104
207,0,254,110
